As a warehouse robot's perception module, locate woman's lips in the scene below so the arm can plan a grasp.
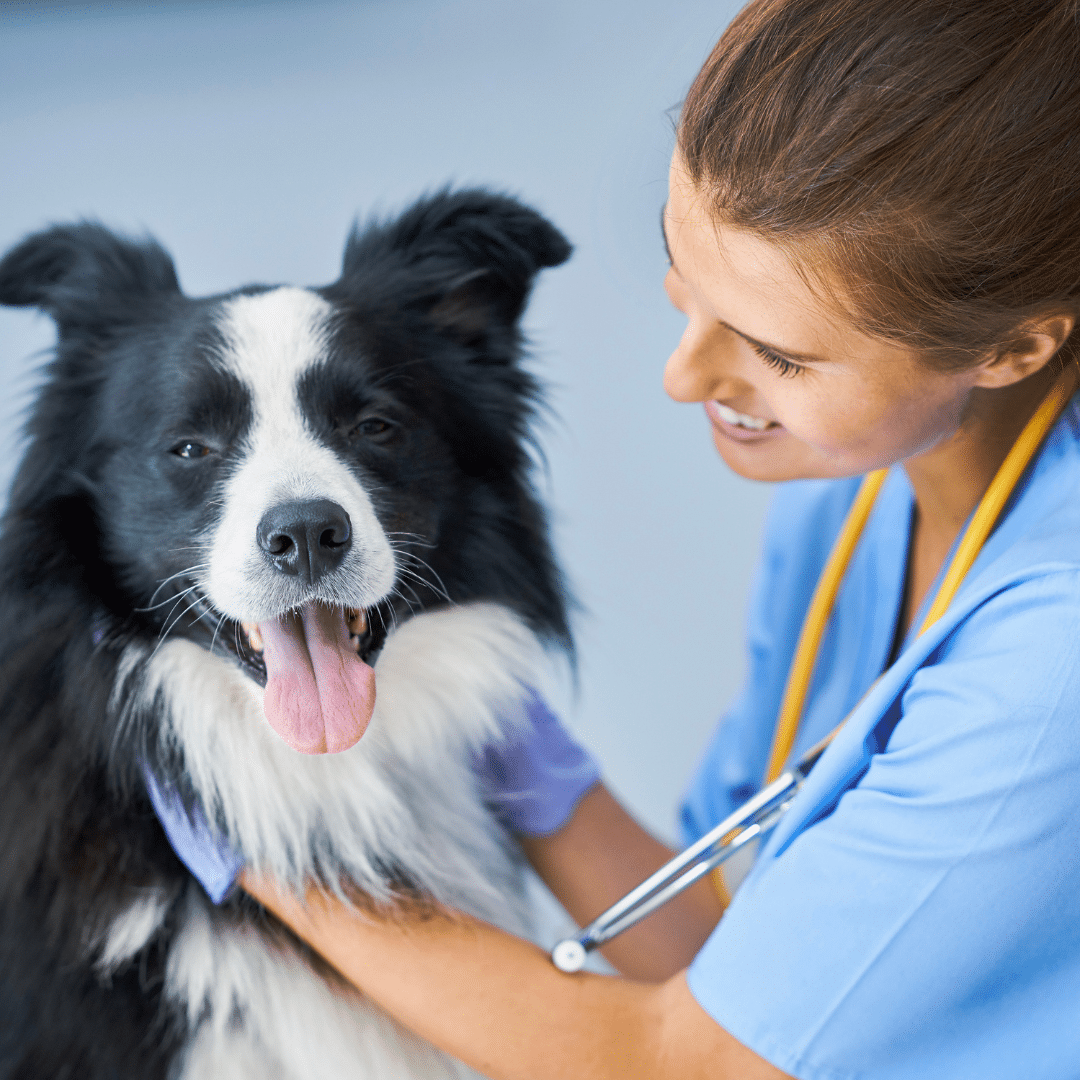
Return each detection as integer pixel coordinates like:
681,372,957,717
704,400,783,443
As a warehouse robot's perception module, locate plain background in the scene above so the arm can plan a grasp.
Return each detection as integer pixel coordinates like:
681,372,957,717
0,0,771,842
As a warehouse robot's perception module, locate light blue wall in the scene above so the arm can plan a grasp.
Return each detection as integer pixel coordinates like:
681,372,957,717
0,0,770,841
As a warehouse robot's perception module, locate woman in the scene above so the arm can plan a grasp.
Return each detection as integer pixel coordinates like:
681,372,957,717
160,1,1080,1076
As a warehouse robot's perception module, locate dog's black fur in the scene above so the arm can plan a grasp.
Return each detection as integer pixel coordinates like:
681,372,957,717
0,191,571,1079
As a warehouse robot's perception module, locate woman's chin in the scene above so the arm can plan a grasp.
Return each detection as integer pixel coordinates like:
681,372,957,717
709,425,853,483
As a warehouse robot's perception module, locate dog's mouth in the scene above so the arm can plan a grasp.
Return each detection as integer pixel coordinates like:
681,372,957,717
234,603,382,756
240,607,371,660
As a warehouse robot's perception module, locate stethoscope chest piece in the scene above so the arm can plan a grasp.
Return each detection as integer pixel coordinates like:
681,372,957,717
551,939,588,973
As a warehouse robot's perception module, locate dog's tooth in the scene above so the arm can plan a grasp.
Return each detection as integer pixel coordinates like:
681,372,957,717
241,622,264,652
346,608,367,636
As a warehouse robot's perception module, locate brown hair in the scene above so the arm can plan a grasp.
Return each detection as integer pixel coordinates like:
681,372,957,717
678,0,1080,368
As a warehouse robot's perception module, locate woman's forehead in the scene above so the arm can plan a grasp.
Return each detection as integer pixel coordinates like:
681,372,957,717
662,210,831,357
665,154,810,292
663,154,904,367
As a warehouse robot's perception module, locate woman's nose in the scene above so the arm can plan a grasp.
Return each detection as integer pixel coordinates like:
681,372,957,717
663,320,741,404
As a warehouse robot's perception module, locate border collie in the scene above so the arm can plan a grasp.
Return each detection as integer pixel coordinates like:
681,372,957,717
0,191,572,1079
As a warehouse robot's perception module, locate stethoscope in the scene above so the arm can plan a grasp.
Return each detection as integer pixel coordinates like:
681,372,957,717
551,367,1078,973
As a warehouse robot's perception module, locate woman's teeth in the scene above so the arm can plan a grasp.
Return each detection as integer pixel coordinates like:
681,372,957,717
715,403,772,431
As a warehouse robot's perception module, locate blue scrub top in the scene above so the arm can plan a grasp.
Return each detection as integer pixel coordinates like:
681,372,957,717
680,395,1080,1080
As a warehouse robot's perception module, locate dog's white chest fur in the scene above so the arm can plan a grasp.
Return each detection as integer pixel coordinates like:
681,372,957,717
169,892,485,1080
107,603,544,1079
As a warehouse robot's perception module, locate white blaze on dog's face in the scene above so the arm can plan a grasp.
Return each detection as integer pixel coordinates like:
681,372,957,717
206,287,395,617
204,286,396,756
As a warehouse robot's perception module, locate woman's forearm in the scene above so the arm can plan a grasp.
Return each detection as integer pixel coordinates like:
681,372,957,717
240,872,787,1080
519,783,726,980
243,872,661,1080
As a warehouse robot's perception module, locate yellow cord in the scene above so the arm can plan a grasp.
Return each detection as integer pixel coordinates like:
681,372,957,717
918,368,1078,632
762,469,888,784
762,367,1078,786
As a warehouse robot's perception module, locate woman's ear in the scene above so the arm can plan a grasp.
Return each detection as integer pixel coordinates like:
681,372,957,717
974,312,1077,388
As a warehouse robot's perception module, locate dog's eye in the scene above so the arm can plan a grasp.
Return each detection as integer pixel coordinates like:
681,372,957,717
350,417,394,440
172,441,212,460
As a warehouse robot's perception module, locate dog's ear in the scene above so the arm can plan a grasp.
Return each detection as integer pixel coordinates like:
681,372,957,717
0,222,180,331
333,189,571,343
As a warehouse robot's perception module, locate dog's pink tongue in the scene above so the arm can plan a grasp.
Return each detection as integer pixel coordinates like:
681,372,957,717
258,603,375,754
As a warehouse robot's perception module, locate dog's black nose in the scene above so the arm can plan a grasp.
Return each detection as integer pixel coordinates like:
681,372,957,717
257,499,352,584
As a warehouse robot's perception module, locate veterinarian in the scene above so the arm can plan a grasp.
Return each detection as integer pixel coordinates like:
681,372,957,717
154,1,1080,1076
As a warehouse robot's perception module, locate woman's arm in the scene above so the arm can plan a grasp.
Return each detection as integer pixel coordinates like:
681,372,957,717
241,870,789,1080
518,783,727,980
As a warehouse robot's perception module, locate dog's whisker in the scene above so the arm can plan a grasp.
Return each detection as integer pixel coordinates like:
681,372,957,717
157,604,198,644
394,566,451,605
142,565,208,610
385,531,437,549
136,582,203,614
209,611,229,656
190,603,218,629
158,593,212,645
373,603,398,638
390,582,421,614
394,555,451,603
156,592,196,635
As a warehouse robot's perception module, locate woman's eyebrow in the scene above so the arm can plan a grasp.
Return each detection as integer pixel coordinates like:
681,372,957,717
725,323,827,364
661,203,827,365
661,204,676,266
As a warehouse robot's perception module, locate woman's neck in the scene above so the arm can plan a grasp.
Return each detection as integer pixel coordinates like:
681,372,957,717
898,367,1058,634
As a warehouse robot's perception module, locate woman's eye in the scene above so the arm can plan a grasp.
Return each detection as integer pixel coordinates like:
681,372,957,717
172,441,212,459
751,342,805,378
350,417,394,439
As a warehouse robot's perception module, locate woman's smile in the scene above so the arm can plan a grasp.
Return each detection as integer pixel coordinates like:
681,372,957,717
705,399,783,441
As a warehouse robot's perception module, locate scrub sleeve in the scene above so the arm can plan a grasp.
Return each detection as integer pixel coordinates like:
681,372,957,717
680,399,1080,1080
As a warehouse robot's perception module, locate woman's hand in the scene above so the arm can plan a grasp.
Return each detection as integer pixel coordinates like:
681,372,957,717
142,765,243,903
474,688,602,837
240,869,790,1080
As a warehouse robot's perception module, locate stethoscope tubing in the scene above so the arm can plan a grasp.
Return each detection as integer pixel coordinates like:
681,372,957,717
551,738,829,972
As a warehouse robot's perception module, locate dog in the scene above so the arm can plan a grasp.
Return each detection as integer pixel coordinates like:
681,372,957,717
0,190,572,1079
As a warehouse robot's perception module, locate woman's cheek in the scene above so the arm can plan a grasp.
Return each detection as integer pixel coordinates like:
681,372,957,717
771,386,857,452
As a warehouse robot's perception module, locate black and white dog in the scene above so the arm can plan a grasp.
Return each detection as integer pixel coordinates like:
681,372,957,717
0,191,572,1079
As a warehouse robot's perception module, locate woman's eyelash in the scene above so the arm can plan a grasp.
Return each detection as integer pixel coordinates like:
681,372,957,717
750,341,804,378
